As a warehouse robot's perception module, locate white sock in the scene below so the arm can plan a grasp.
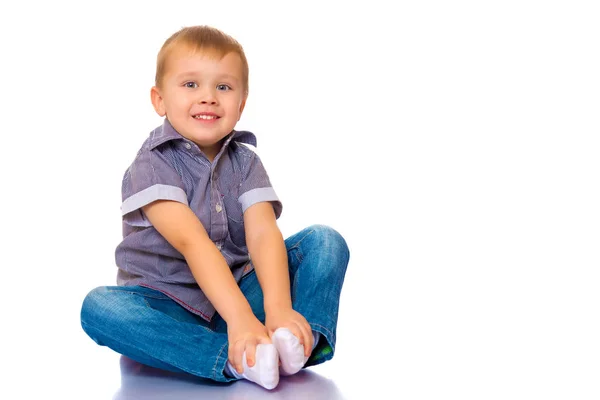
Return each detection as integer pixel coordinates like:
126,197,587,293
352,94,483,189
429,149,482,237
272,328,321,376
224,343,279,390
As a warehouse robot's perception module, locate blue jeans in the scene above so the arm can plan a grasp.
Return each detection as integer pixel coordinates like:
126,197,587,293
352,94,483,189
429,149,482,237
80,225,350,383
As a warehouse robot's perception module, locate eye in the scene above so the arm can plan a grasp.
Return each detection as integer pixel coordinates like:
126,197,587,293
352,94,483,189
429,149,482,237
216,84,232,91
184,81,198,89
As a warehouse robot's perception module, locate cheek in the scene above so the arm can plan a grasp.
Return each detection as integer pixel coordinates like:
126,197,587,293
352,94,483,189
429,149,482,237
167,97,190,114
231,98,245,114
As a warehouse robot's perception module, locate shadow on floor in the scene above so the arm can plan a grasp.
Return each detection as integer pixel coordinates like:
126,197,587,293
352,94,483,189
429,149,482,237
113,356,347,399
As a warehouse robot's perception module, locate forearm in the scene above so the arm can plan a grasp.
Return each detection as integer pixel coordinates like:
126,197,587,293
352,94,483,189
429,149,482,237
248,225,292,313
142,200,255,324
182,239,254,323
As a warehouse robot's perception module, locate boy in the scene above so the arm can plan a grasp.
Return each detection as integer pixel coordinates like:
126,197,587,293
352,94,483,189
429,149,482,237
80,25,349,390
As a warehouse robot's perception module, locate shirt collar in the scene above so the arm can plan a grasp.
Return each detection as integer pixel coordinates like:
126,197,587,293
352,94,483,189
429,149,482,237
149,118,257,150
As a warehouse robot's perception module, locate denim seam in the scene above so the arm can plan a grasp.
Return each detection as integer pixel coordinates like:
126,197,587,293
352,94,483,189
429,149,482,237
289,228,314,305
287,228,315,250
292,247,303,264
105,288,168,300
310,322,334,347
212,341,230,381
238,268,256,286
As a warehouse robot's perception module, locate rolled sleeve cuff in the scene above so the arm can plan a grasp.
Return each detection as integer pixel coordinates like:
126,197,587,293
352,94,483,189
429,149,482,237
121,184,188,216
239,187,282,217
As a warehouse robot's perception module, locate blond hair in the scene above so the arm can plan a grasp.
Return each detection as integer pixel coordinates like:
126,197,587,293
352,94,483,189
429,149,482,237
155,26,249,94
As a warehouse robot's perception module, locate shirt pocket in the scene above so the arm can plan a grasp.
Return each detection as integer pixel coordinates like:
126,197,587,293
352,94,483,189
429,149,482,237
222,192,243,223
221,180,244,224
217,171,245,240
222,191,246,247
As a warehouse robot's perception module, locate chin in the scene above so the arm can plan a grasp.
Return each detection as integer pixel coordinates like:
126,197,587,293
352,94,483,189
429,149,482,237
190,135,225,147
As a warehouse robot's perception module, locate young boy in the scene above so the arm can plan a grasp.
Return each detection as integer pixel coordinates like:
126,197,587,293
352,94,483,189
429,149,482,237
80,25,350,390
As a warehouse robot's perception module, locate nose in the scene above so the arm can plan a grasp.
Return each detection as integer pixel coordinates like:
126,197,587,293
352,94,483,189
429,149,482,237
198,86,217,105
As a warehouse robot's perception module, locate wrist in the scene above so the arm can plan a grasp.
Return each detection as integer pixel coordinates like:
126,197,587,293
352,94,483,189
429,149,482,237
221,303,255,325
264,297,293,314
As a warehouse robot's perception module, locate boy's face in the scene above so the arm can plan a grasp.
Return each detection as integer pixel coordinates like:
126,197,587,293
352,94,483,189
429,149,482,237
151,45,247,160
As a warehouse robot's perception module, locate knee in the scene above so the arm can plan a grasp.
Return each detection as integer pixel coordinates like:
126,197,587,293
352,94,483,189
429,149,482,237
81,286,113,330
306,224,350,266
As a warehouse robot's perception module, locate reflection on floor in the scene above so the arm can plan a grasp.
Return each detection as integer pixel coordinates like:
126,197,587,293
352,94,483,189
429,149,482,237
114,355,347,400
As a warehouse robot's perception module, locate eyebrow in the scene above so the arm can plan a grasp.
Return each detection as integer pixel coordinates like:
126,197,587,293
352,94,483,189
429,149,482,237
175,72,240,82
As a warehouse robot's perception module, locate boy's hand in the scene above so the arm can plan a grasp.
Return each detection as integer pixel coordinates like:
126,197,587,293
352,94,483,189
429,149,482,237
265,307,313,358
227,313,272,374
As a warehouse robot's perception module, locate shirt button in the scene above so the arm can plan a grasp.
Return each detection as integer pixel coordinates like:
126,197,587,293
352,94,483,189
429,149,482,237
216,203,222,213
185,143,191,149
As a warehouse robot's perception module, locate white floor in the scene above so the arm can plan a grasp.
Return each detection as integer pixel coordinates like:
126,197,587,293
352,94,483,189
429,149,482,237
113,355,346,400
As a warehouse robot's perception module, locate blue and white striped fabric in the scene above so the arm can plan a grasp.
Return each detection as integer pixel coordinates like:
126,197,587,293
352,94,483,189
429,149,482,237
115,118,282,321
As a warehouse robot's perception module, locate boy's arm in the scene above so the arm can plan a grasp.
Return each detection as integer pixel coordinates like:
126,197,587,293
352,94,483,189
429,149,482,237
244,202,313,356
142,200,270,372
143,200,251,321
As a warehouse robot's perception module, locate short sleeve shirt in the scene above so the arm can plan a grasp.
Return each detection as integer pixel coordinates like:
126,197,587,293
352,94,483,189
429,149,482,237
115,119,282,321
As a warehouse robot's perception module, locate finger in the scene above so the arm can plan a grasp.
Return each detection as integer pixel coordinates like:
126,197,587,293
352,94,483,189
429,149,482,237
303,323,314,357
245,340,258,368
288,323,309,357
233,340,246,374
287,324,304,347
294,321,312,357
228,347,234,369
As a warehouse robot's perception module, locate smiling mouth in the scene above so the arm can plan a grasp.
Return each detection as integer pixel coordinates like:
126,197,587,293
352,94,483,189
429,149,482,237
193,115,220,120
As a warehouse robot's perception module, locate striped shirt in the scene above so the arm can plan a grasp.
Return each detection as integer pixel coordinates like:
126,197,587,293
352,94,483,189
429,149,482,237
115,118,282,321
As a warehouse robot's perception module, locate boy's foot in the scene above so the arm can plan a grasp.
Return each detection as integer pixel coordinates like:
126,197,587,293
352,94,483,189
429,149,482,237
272,328,319,376
225,343,279,390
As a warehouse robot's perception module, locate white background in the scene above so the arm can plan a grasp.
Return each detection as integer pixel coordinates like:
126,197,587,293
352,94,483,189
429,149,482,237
1,1,599,399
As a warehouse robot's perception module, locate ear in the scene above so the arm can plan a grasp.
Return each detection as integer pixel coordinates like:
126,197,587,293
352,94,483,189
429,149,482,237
150,86,166,116
237,95,247,121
